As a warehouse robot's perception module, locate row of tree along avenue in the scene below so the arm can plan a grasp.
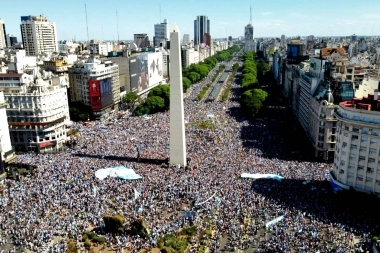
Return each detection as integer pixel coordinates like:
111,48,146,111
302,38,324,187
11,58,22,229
182,45,240,91
239,51,270,118
121,46,241,116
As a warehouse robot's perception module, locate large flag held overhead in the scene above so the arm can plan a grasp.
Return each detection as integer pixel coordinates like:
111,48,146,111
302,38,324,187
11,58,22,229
134,188,141,200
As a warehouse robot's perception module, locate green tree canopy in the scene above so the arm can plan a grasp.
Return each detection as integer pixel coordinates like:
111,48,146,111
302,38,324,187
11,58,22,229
121,92,140,110
148,85,170,109
240,88,268,115
182,77,191,92
145,96,165,113
187,72,201,83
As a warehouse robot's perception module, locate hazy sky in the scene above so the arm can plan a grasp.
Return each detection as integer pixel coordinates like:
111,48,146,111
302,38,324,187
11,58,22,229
1,0,380,41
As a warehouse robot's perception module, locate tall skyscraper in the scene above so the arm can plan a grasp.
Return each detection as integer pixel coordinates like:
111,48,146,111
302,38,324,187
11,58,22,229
194,15,210,46
0,19,7,49
169,23,187,166
154,19,168,47
20,15,58,56
244,7,255,52
182,34,190,45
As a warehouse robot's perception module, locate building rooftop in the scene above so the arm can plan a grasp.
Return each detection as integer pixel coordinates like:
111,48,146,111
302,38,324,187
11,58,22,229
321,48,346,56
340,94,380,112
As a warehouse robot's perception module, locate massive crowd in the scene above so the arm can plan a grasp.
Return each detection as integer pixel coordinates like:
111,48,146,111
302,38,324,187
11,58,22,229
0,62,377,253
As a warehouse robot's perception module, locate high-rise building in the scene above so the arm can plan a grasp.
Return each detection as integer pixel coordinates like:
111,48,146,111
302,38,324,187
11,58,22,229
20,15,58,56
134,33,150,48
182,34,190,45
154,19,168,47
68,57,120,119
0,19,7,49
194,15,210,46
244,24,255,52
6,34,18,47
203,33,211,47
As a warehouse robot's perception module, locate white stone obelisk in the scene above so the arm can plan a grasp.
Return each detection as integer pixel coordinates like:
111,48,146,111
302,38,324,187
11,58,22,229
169,23,187,166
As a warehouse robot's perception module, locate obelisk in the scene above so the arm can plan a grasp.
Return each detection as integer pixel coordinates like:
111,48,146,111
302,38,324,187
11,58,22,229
169,23,187,166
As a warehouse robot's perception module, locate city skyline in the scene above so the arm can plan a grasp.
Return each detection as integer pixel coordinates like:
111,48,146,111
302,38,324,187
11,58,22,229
0,0,380,42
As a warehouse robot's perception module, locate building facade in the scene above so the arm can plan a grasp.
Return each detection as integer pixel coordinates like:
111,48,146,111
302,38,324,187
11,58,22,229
0,19,7,49
6,34,17,48
68,57,120,119
194,15,210,46
154,19,168,48
332,95,380,194
0,92,16,169
0,72,70,153
182,34,190,45
134,34,150,48
244,24,255,52
20,15,58,56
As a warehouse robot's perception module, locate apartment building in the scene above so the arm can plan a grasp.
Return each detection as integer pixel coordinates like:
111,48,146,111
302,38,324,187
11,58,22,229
68,56,120,119
0,92,16,169
0,71,70,153
332,91,380,194
20,15,58,56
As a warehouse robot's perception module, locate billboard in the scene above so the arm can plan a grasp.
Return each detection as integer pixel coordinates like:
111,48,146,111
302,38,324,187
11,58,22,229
130,54,149,93
89,80,101,109
100,78,113,108
147,52,163,88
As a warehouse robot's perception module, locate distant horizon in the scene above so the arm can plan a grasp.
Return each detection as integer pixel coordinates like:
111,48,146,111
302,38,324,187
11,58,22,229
1,0,380,41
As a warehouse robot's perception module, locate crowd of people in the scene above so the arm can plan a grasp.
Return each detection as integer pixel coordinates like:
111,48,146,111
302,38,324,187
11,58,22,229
0,61,377,253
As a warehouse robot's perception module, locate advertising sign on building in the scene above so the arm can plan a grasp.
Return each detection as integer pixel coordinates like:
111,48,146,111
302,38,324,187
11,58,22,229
130,54,149,94
89,80,101,109
147,52,163,88
100,78,113,108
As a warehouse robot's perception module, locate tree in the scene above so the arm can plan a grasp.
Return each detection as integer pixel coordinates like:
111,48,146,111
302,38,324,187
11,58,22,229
232,63,239,72
257,60,270,73
242,73,258,90
103,214,125,234
187,72,201,84
121,92,140,110
240,89,268,116
145,96,165,113
148,85,170,109
182,77,191,92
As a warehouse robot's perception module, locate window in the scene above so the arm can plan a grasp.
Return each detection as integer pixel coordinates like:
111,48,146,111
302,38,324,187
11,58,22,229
352,135,359,140
360,146,367,152
367,167,374,173
366,177,373,182
353,127,360,133
359,156,365,161
345,126,349,131
368,158,375,163
344,133,348,137
361,136,368,142
371,138,378,143
350,144,357,149
369,148,377,154
362,127,369,134
340,161,345,165
358,166,364,170
349,154,356,159
372,130,379,136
